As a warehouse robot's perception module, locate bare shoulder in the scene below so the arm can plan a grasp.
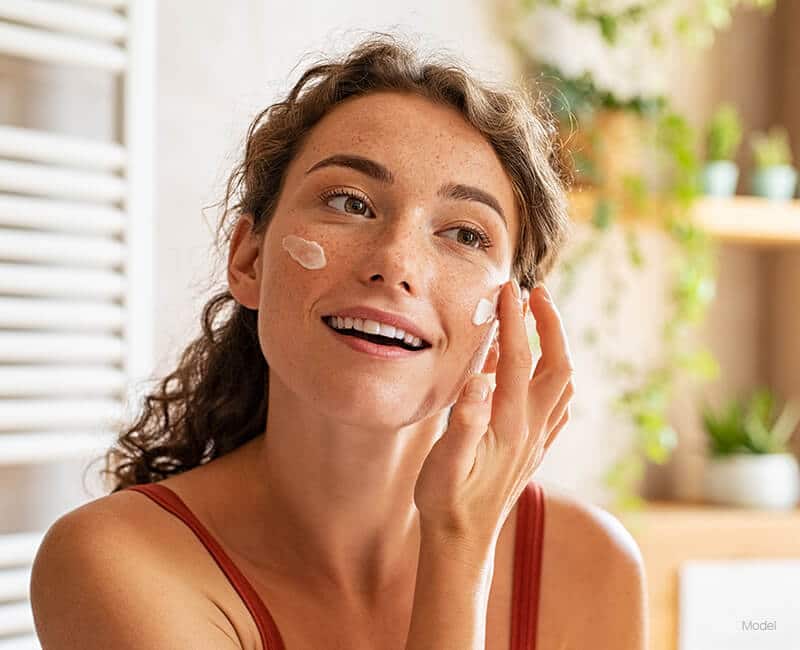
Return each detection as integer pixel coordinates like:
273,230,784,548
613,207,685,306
30,492,243,649
543,486,646,567
540,486,648,650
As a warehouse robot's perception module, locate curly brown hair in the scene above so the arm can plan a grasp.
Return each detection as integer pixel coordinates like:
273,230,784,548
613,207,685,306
93,31,574,493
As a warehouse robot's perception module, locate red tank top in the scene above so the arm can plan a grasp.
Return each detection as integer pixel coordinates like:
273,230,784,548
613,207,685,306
124,480,545,649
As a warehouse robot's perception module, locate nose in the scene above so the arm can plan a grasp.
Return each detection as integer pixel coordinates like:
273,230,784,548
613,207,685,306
368,273,410,293
360,215,430,295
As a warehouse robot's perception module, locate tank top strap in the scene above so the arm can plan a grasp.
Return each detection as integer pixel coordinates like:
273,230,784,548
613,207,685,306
510,480,546,650
125,483,285,650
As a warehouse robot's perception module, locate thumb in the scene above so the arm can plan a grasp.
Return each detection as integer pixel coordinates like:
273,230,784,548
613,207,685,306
436,373,495,483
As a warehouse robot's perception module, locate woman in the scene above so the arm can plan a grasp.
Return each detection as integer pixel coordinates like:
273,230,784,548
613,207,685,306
31,33,647,649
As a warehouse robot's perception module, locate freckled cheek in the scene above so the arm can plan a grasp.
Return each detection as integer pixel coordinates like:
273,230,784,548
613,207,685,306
254,234,321,328
263,232,352,321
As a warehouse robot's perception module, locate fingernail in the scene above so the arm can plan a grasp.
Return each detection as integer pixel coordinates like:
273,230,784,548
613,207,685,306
465,375,490,401
540,285,552,302
511,278,521,301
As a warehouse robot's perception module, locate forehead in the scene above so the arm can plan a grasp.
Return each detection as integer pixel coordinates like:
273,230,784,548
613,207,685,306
292,91,519,238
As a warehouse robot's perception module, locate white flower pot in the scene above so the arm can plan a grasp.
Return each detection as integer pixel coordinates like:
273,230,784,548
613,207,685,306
704,453,800,510
701,160,739,197
750,165,798,200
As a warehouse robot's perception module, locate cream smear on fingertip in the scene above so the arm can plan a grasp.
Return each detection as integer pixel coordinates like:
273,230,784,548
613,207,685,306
281,235,327,269
467,317,500,376
465,288,501,376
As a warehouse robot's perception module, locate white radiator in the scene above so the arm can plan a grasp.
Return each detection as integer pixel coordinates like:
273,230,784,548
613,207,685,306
0,1,155,647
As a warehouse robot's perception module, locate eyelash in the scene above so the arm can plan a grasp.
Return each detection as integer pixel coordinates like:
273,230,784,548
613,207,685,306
318,187,494,251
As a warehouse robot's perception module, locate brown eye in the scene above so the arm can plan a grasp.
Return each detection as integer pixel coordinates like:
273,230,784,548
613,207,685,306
343,196,367,214
441,224,493,251
321,189,373,217
457,230,479,247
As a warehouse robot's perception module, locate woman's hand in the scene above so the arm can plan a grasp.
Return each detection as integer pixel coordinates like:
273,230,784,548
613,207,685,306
414,279,575,550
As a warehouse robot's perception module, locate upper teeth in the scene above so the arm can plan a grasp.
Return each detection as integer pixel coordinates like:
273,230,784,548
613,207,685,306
327,315,425,348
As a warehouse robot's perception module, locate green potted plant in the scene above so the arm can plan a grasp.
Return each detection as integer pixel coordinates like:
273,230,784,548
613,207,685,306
701,386,800,509
701,103,742,197
749,126,798,200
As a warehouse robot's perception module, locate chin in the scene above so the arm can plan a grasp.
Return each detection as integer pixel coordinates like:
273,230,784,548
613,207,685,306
319,381,437,430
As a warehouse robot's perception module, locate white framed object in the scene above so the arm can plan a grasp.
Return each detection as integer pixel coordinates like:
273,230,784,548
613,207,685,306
679,559,800,650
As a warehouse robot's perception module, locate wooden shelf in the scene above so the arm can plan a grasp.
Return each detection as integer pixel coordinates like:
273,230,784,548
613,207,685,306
568,191,800,247
692,196,800,246
640,497,800,513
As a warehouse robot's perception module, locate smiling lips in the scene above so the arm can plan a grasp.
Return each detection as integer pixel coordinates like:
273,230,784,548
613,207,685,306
324,317,429,359
324,315,426,349
322,305,432,347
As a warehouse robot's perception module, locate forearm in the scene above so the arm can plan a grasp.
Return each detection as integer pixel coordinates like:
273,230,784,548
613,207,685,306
405,531,496,650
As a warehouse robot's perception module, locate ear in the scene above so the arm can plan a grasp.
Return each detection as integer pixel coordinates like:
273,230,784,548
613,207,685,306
227,213,261,310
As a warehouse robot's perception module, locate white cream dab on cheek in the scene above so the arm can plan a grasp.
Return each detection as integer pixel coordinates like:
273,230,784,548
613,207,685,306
472,298,494,326
472,291,499,326
281,235,327,270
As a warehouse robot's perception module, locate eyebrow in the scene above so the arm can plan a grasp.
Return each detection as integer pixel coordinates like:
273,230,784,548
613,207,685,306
305,154,508,231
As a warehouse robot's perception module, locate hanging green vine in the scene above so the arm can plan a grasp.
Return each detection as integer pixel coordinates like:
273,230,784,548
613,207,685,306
498,0,780,515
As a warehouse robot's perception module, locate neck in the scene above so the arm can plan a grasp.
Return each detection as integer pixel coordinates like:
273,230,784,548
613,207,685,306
219,379,450,609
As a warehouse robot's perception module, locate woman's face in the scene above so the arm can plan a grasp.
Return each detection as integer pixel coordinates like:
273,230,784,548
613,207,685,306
243,90,520,429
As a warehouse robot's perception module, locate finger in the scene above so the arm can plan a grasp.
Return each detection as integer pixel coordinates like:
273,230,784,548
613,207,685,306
472,317,499,376
479,318,501,374
546,379,575,432
528,285,574,408
490,280,533,449
543,404,571,451
440,373,495,483
481,341,498,374
533,285,573,370
527,407,570,477
524,379,572,473
522,377,573,477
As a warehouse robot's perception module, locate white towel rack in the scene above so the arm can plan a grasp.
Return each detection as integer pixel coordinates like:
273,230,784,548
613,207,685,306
0,1,155,646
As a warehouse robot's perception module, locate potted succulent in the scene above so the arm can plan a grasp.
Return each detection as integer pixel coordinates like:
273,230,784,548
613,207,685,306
701,103,742,197
749,126,798,200
701,387,800,509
